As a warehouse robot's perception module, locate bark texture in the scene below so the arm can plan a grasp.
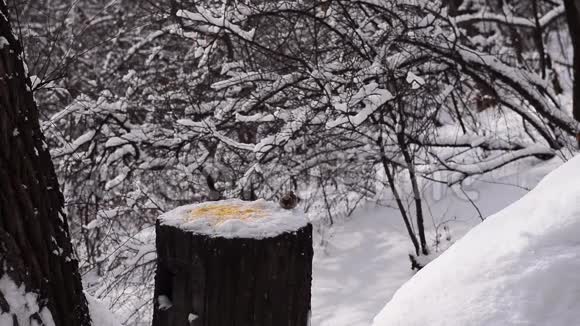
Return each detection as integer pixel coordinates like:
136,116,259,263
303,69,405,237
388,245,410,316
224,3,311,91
153,221,313,326
565,0,580,126
0,2,91,325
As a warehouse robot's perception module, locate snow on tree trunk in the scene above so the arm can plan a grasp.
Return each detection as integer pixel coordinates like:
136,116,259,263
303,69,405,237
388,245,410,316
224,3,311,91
152,199,313,326
0,2,91,326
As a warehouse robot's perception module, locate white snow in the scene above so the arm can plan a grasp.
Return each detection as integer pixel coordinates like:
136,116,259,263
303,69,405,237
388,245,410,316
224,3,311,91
326,83,393,129
211,72,278,91
29,75,41,89
452,5,564,29
188,313,198,322
104,172,128,191
311,207,413,326
0,281,113,326
84,217,105,230
0,275,55,326
177,7,255,41
405,72,425,89
373,155,580,326
87,294,123,326
313,157,558,325
158,199,309,239
157,295,173,311
51,130,96,158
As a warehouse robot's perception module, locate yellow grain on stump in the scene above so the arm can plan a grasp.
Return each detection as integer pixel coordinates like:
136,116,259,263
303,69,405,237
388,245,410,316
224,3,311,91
188,202,266,225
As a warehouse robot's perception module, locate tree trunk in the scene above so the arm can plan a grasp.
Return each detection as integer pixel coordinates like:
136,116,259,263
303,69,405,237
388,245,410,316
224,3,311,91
397,132,429,256
564,0,580,145
153,221,313,326
0,2,91,326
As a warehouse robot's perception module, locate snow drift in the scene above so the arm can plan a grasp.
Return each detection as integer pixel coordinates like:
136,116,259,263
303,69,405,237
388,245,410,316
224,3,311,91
373,155,580,326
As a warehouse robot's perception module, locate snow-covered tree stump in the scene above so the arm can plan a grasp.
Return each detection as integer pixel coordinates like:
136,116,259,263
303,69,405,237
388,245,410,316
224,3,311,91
152,199,313,326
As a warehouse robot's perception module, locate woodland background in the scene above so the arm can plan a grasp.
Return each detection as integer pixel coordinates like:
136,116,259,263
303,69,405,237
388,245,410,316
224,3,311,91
7,0,580,323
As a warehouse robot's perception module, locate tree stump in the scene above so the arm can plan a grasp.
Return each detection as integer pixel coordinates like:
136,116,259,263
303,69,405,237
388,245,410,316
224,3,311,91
152,199,313,326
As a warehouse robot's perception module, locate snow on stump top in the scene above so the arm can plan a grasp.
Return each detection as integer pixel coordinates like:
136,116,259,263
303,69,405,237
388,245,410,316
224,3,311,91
158,198,308,239
153,199,313,326
373,155,580,326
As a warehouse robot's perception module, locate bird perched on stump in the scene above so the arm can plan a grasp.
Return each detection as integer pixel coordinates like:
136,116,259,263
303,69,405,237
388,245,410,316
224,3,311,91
279,191,300,209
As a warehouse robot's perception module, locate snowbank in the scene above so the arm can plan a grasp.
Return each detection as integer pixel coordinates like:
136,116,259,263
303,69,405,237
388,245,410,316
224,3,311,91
0,276,123,326
373,155,580,326
87,294,123,326
0,275,55,326
158,199,308,239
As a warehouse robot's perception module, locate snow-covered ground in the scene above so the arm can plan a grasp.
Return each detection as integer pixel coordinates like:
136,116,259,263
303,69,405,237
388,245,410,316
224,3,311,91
88,294,123,326
312,205,413,326
87,157,565,325
312,157,562,325
373,154,580,325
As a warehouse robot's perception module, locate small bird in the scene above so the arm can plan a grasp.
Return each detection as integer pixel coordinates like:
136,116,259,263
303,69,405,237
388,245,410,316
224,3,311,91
279,191,301,209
